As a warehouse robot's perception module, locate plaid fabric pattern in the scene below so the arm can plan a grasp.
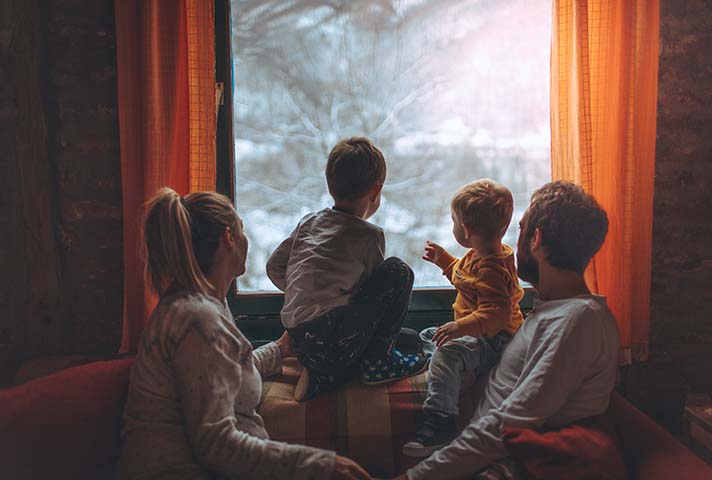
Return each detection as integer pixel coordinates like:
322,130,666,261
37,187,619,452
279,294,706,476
259,358,517,478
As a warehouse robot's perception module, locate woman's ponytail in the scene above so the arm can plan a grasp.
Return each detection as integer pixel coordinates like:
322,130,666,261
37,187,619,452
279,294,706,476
140,188,213,296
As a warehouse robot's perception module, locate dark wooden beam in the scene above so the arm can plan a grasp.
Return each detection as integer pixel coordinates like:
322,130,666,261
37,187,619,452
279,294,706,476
215,0,235,199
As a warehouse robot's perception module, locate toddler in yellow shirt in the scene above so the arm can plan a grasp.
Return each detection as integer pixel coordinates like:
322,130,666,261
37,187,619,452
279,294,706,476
403,178,524,457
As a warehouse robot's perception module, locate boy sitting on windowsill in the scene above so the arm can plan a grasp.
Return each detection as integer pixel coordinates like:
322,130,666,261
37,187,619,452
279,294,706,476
266,137,427,402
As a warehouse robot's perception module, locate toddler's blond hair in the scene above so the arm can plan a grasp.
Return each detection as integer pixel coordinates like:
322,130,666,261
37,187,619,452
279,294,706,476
451,179,513,241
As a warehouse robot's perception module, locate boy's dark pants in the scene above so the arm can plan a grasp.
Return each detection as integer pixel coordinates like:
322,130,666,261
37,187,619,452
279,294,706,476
288,257,414,385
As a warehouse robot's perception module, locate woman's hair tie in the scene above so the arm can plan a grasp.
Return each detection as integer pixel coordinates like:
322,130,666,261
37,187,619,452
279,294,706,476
180,197,188,208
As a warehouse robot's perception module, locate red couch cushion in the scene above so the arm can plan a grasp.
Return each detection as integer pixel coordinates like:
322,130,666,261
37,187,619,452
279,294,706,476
503,415,627,480
0,358,134,480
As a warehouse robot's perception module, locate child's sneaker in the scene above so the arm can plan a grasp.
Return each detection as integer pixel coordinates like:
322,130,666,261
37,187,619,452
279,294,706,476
419,326,438,357
402,409,458,457
419,326,438,342
361,349,428,385
294,368,335,402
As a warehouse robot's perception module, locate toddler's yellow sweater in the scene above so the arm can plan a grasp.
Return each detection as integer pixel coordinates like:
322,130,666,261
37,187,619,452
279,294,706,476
435,244,524,337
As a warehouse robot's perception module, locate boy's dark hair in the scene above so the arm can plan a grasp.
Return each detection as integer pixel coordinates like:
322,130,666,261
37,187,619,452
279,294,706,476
326,137,386,201
521,181,608,273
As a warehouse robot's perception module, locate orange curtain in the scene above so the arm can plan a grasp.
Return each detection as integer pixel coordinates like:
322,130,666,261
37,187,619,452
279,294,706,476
551,0,659,363
115,0,217,352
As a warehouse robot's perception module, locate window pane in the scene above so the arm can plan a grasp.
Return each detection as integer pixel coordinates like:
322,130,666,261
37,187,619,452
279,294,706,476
231,0,551,291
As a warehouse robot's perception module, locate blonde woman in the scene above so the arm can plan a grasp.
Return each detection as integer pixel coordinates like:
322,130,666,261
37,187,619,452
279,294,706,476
118,188,370,480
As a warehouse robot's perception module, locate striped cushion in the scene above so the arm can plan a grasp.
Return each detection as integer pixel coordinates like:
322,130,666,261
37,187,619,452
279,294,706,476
259,358,516,478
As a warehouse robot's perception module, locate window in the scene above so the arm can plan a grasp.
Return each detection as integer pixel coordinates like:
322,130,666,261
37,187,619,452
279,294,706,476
229,0,551,292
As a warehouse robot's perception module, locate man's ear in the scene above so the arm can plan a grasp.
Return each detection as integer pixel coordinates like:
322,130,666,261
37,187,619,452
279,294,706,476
462,223,474,240
530,228,542,252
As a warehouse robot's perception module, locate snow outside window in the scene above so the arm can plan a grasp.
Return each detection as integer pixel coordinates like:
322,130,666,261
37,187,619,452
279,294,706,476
231,0,551,291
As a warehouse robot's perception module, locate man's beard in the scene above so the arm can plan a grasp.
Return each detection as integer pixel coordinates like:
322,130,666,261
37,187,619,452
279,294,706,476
516,250,539,285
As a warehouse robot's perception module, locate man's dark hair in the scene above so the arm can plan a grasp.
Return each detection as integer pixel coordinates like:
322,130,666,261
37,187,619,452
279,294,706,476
522,181,608,273
326,137,386,201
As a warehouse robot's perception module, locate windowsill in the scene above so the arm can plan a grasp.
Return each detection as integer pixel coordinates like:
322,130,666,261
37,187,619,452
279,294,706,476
229,286,536,315
229,286,536,346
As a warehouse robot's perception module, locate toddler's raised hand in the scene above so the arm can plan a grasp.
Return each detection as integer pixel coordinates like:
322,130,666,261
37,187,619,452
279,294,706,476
422,240,445,264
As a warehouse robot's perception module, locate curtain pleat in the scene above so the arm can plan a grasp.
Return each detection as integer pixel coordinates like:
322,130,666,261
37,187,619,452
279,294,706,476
551,0,659,363
115,0,216,353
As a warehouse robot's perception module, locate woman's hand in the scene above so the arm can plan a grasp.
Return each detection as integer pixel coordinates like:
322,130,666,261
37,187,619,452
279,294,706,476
331,455,372,480
275,330,295,358
432,321,464,347
422,241,446,264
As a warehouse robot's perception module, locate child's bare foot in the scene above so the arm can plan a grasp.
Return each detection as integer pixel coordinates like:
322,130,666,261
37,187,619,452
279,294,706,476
275,330,295,358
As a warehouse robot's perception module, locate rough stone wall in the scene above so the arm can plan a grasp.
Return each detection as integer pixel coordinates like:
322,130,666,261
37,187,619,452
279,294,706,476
48,0,123,356
0,0,122,378
626,0,712,432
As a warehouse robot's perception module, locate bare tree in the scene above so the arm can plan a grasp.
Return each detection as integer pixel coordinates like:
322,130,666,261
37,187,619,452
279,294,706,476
230,0,551,289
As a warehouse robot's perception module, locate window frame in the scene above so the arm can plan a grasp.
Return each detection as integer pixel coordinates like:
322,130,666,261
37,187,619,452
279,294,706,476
214,0,234,199
215,1,536,344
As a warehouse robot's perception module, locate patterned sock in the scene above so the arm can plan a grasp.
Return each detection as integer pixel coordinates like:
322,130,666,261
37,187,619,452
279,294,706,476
361,348,426,383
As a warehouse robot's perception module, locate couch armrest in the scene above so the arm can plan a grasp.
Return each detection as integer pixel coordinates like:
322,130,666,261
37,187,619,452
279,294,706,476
609,392,712,480
0,358,134,480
